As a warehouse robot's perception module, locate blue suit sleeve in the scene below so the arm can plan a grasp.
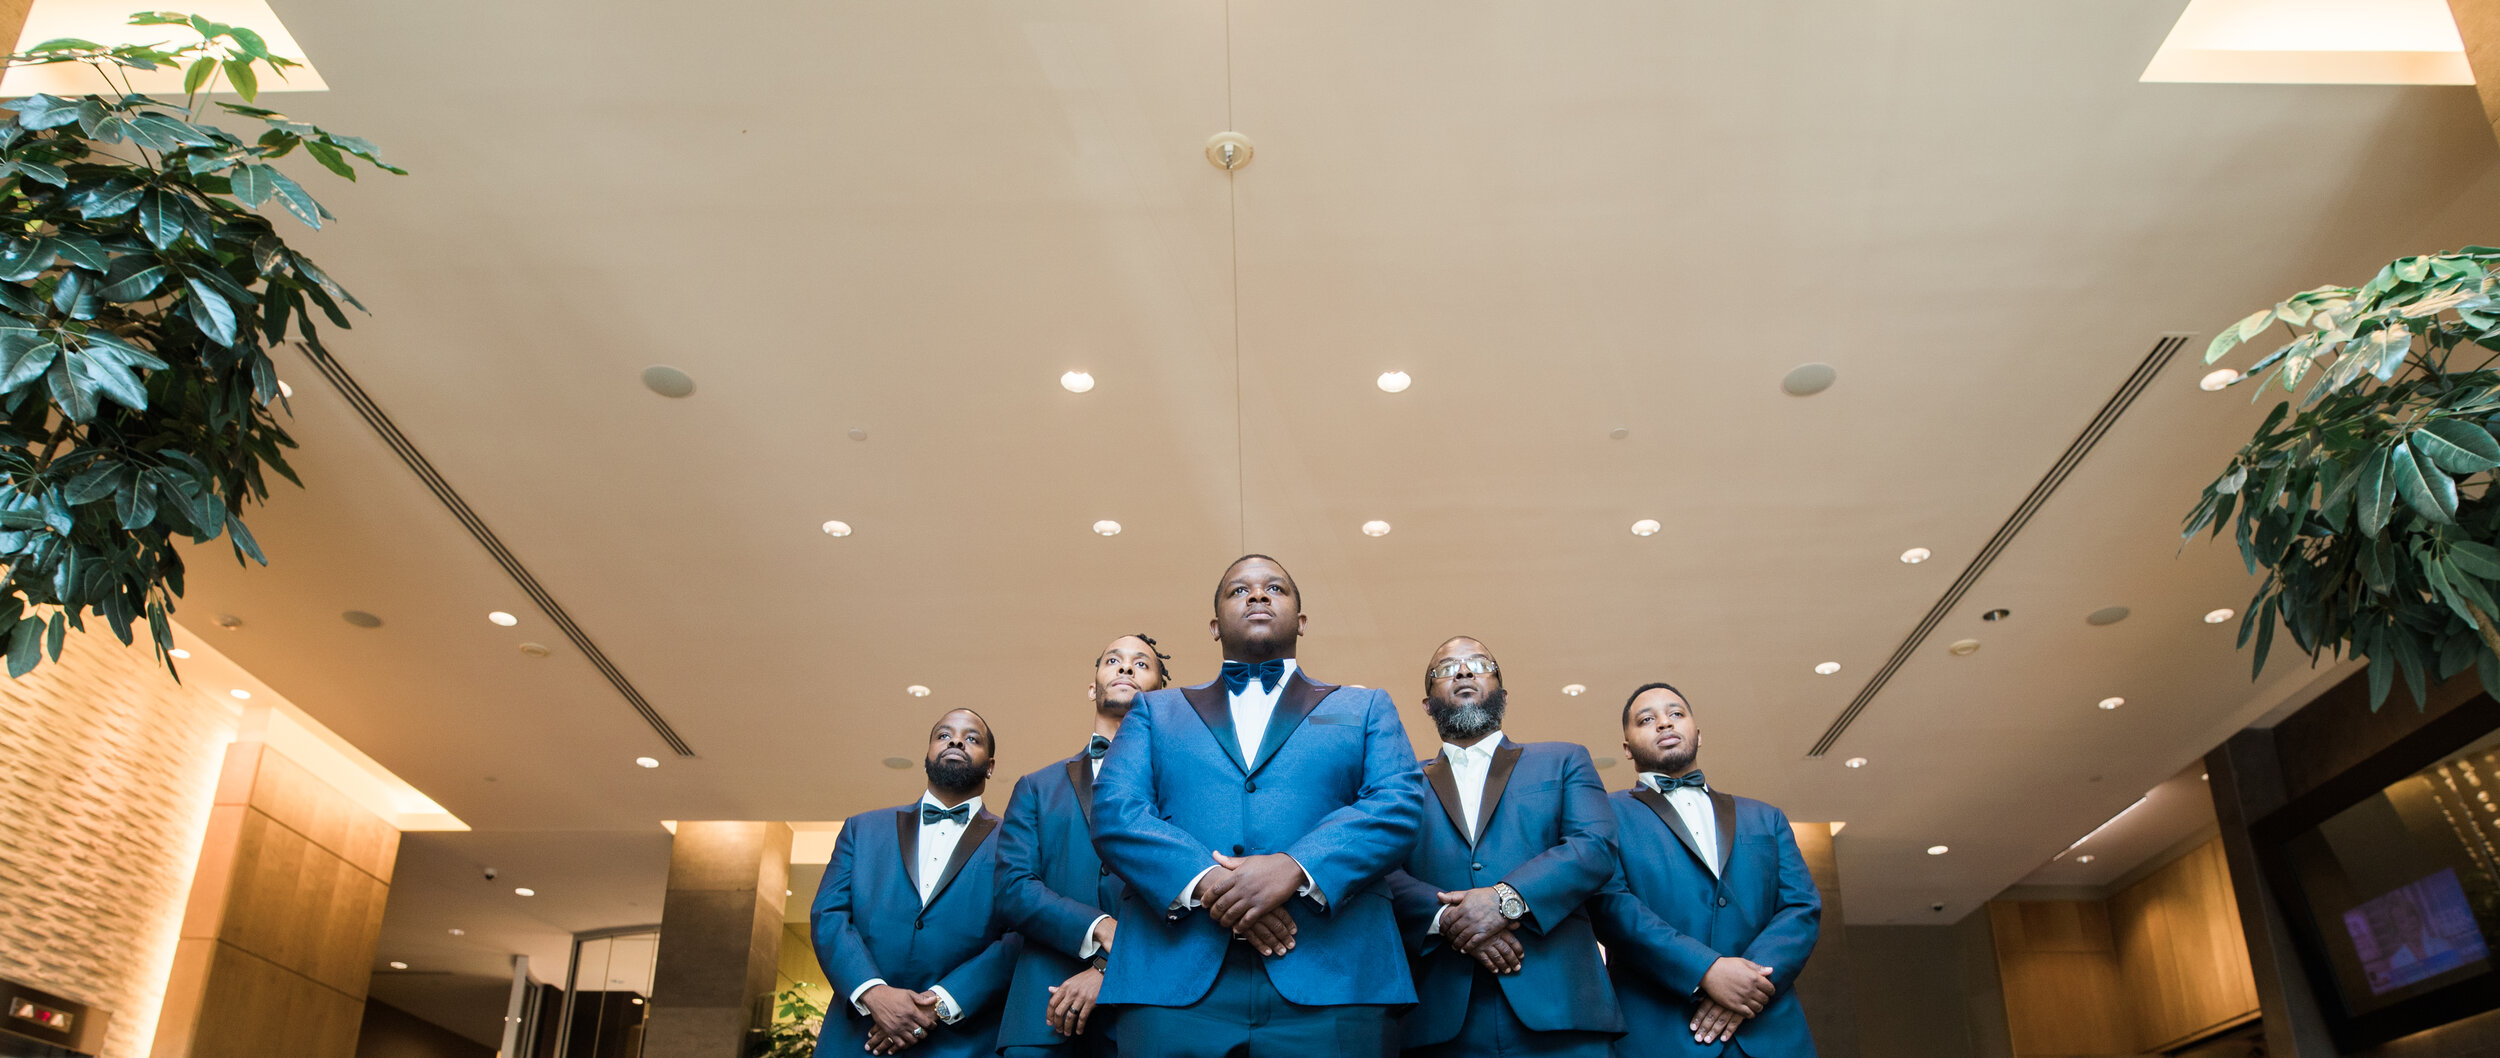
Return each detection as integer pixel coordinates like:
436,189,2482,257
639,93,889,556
1740,810,1823,993
1386,868,1446,956
1498,745,1616,936
935,931,1022,1016
1585,835,1719,997
1282,689,1427,913
810,819,883,1000
995,771,1102,957
1091,700,1219,914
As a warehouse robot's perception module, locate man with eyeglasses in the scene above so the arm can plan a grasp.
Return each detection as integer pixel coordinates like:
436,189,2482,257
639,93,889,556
1385,637,1621,1058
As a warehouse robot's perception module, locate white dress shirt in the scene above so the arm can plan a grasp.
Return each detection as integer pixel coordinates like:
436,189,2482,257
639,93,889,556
1427,731,1506,936
850,791,981,1023
1641,772,1719,877
1177,658,1320,909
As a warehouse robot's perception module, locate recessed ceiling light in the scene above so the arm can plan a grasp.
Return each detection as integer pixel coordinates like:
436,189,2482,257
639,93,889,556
1060,371,1095,394
1781,362,1838,397
1561,684,1586,696
488,611,518,627
514,887,535,897
1361,520,1391,537
630,997,644,1006
848,427,868,441
1926,845,1949,856
1093,520,1122,536
342,610,382,628
1843,757,1868,769
882,757,913,769
1609,426,1629,440
1981,608,2010,622
640,365,696,398
214,613,242,630
634,757,659,769
278,380,293,398
2201,773,2210,781
1630,519,1662,537
518,643,551,658
389,961,408,970
906,685,931,697
2099,697,2125,710
1376,371,1411,393
2199,368,2240,391
229,689,251,700
822,520,852,537
1899,547,1931,564
2204,608,2235,624
1947,639,1981,656
2076,854,2096,864
448,928,464,936
1814,662,1841,675
167,648,189,659
2086,605,2132,626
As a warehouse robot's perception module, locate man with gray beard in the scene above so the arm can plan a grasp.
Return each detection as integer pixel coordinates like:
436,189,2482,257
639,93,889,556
1384,637,1621,1058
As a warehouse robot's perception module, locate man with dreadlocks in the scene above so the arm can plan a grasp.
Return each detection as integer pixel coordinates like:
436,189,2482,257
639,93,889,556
993,634,1174,1056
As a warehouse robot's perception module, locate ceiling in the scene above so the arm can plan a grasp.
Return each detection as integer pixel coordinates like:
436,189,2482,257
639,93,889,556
138,0,2500,981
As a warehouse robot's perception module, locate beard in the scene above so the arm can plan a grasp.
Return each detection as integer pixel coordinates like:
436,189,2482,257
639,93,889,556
1649,735,1700,776
1425,687,1507,743
924,755,985,792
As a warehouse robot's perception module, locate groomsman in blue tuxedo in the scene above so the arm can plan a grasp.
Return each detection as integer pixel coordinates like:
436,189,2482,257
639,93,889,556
994,633,1173,1056
1386,637,1621,1058
1589,683,1821,1056
1090,554,1427,1057
811,708,1021,1057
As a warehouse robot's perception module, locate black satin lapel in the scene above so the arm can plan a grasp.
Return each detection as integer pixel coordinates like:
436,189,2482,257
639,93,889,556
923,812,998,909
1424,758,1471,843
1066,758,1095,827
1248,672,1336,776
1181,682,1247,773
1473,744,1524,846
1632,787,1710,873
895,809,922,897
1712,791,1738,876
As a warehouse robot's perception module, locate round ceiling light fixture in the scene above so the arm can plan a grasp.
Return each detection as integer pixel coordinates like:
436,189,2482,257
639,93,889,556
822,520,852,537
518,643,551,658
389,961,408,970
1843,757,1868,769
2204,608,2235,624
1900,547,1931,564
278,380,294,399
488,611,518,627
1060,371,1095,394
640,365,695,398
1361,520,1391,537
167,648,189,659
448,928,464,936
1781,362,1838,397
1376,371,1412,394
1926,845,1950,856
229,689,251,700
1630,519,1662,537
906,685,931,698
2098,697,2125,710
1815,662,1841,675
2076,854,2097,864
1093,520,1122,536
1947,639,1981,656
1204,131,1255,171
634,756,659,769
514,887,535,897
2199,368,2241,392
1561,684,1586,696
342,610,383,628
2085,605,2132,626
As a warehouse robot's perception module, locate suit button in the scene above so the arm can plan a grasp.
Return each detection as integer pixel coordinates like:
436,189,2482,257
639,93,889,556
1245,780,1257,792
1471,863,1484,872
1717,896,1728,908
1100,865,1111,876
915,920,926,929
1233,844,1246,856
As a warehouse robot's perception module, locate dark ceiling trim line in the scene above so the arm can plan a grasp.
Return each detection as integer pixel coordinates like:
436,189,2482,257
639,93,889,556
292,343,696,757
1806,333,2192,758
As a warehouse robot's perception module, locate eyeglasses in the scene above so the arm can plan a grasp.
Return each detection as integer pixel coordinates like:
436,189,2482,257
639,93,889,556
1426,655,1500,680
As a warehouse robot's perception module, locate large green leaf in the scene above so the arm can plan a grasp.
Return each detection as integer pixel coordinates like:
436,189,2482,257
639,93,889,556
2454,541,2500,580
2389,440,2456,523
2419,419,2500,472
2358,447,2395,536
183,276,236,345
97,256,169,301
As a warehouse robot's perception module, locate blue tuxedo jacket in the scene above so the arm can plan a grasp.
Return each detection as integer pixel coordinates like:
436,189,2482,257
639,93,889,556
995,752,1126,1049
1587,787,1821,1058
1384,739,1622,1046
1089,670,1427,1008
809,802,1021,1058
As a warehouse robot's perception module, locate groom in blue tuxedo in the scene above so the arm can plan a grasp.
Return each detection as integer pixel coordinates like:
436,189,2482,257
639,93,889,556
1090,554,1426,1057
1386,637,1620,1058
810,708,1021,1057
994,633,1174,1056
1588,683,1821,1057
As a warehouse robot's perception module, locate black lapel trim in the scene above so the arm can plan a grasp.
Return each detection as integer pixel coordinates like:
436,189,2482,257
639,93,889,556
921,811,999,912
1710,791,1737,877
1473,743,1524,847
1248,671,1336,776
895,809,923,897
1065,757,1095,827
1631,787,1712,874
1180,682,1247,774
1424,757,1471,843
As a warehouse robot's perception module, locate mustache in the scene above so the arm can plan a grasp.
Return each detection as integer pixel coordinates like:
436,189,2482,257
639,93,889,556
925,755,985,790
1424,687,1507,741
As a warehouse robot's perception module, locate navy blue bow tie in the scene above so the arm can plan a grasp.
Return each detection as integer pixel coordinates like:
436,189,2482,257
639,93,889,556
1085,734,1111,760
921,802,971,826
1648,772,1708,794
1220,659,1288,695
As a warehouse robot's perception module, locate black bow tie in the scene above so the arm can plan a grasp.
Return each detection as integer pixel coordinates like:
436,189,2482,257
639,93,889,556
921,802,971,826
1085,734,1111,760
1648,772,1708,794
1220,659,1288,695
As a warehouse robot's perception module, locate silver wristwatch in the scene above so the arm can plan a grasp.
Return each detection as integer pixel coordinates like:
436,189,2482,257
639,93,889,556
1493,882,1526,921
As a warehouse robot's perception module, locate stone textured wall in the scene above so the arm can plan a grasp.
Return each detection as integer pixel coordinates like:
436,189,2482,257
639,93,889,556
0,631,234,1058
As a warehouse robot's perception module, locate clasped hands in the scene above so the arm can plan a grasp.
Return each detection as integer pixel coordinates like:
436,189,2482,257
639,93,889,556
1195,851,1302,956
859,984,941,1055
1041,917,1117,1037
1690,956,1776,1045
1434,888,1523,974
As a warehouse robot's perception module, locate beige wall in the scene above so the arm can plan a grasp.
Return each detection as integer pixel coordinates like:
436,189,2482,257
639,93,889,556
0,631,235,1058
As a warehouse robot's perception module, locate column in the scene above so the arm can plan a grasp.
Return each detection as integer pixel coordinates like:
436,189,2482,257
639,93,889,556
1790,821,1860,1056
643,821,794,1058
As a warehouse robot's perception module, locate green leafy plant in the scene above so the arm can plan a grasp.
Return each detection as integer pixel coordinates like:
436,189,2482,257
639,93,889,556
2192,249,2500,709
0,12,400,676
752,986,825,1058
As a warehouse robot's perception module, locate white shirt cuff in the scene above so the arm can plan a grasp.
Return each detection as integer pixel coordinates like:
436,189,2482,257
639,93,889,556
1176,865,1219,909
849,979,885,1015
1427,906,1449,936
929,986,963,1024
1078,914,1113,958
1288,856,1323,905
